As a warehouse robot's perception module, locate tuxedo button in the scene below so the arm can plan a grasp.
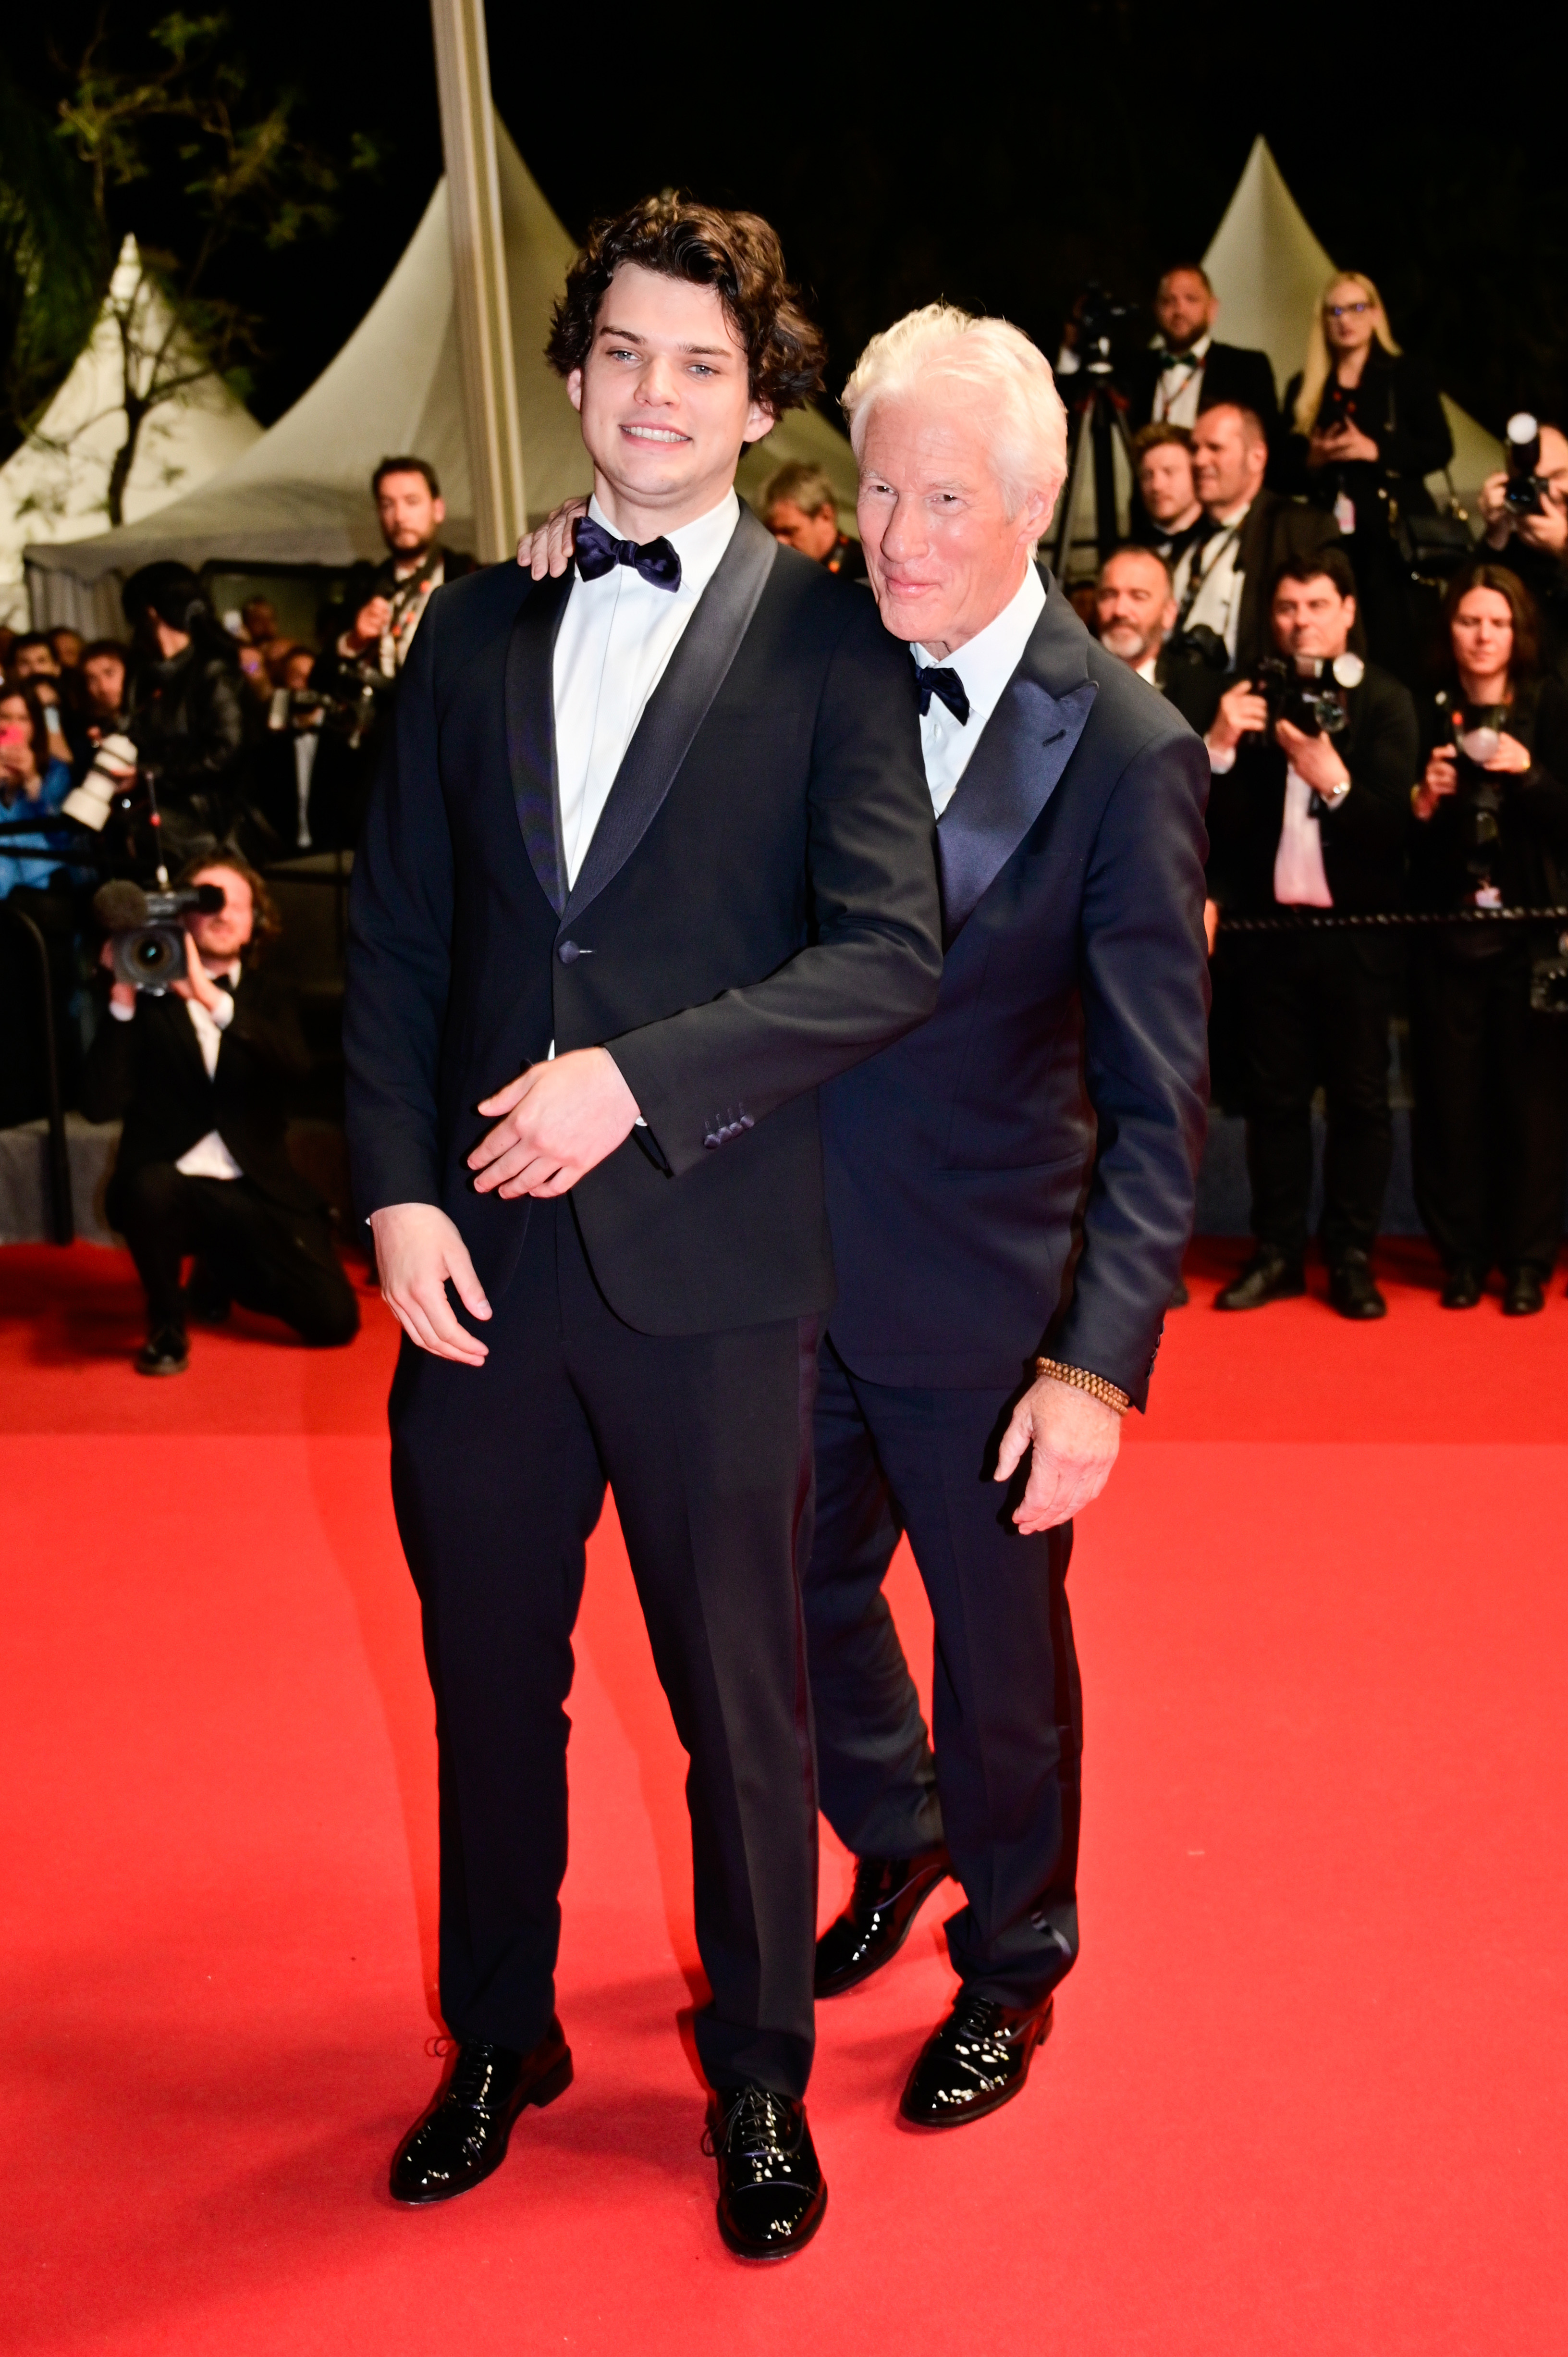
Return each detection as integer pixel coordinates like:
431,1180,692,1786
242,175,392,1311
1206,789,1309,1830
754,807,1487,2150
557,940,580,963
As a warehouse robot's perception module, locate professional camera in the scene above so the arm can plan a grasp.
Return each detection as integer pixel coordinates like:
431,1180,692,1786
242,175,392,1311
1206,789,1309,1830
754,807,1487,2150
1255,651,1364,737
92,877,224,994
1071,283,1141,376
61,732,140,832
1502,413,1552,518
1165,621,1230,672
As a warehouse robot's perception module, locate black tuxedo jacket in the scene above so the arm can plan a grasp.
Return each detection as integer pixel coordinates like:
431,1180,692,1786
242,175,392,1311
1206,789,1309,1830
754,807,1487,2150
343,506,943,1336
1231,492,1343,676
820,578,1211,1410
1122,341,1279,437
80,970,318,1220
1206,660,1419,916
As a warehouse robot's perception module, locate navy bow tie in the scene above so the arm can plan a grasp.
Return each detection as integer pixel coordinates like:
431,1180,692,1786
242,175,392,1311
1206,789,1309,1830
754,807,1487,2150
913,660,970,725
574,514,682,592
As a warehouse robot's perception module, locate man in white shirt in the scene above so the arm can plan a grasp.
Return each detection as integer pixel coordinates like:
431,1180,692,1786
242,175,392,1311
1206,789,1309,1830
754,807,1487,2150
81,858,359,1373
1178,403,1340,675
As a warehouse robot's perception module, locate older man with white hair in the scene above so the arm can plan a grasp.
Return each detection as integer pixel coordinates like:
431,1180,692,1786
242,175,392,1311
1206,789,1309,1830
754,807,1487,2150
805,304,1210,2129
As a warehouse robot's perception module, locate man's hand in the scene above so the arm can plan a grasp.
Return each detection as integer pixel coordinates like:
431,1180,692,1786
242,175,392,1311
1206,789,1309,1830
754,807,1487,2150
170,931,229,1013
370,1202,492,1366
98,937,135,1012
347,594,393,652
1208,679,1267,757
1275,716,1350,798
1480,472,1568,555
1413,744,1458,820
516,498,588,580
994,1374,1122,1533
469,1047,640,1199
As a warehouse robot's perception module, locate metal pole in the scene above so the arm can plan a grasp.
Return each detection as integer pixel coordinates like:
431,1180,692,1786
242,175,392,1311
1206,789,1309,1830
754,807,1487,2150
7,905,74,1246
429,0,527,560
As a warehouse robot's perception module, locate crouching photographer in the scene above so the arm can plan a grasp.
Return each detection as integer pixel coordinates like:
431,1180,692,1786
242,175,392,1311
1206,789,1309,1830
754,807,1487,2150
1408,566,1568,1313
80,853,359,1375
1205,550,1418,1319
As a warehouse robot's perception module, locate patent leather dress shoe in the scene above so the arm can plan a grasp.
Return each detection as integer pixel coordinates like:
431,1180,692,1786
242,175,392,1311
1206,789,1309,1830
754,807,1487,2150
1441,1264,1485,1309
1503,1268,1545,1317
1328,1252,1386,1320
390,2024,573,2205
900,1986,1054,2129
814,1846,952,1998
707,2085,826,2260
1213,1251,1306,1311
135,1325,189,1376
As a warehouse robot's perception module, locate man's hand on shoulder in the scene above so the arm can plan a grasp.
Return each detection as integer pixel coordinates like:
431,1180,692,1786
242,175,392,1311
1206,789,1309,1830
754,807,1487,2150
994,1372,1122,1532
371,1202,492,1366
470,1047,640,1199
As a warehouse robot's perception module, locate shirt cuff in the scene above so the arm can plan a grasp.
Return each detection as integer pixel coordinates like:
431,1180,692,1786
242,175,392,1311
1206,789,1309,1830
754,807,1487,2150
1206,740,1237,773
109,998,136,1023
208,991,236,1029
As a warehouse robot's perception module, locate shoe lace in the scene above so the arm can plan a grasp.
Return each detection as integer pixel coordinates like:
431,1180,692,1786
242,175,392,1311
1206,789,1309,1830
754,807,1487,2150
702,2086,801,2162
445,2042,504,2110
947,1988,1007,2045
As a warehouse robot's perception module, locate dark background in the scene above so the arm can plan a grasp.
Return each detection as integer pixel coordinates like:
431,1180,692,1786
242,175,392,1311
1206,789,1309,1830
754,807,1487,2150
13,1,1568,438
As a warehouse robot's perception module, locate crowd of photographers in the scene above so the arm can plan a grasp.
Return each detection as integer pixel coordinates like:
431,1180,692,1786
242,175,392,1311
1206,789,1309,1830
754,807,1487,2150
3,256,1567,1365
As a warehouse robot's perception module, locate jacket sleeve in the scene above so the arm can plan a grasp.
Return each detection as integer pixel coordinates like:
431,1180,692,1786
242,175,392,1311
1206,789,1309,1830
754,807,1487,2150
342,600,454,1216
228,978,311,1080
79,1000,138,1125
1375,359,1453,483
607,602,943,1177
1320,671,1420,876
1051,725,1212,1410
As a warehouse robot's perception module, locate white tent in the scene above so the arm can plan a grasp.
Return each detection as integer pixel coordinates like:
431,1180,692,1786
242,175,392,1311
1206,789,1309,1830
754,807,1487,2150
24,124,857,634
1,235,261,630
1204,137,1501,505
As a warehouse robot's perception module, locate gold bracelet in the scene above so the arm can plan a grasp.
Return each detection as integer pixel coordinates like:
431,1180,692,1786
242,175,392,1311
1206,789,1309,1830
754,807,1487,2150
1034,1357,1131,1416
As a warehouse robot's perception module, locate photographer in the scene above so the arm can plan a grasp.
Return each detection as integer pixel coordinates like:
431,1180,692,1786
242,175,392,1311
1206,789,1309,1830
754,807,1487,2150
120,563,249,851
1408,565,1568,1313
1095,544,1220,732
1180,405,1340,674
1132,423,1208,571
249,645,351,853
1122,263,1278,437
760,459,868,579
1280,274,1452,683
80,853,359,1375
1475,419,1568,672
1206,551,1418,1319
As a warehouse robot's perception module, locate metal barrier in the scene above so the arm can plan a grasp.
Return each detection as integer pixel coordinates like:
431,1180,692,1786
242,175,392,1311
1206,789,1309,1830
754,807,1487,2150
1218,905,1568,933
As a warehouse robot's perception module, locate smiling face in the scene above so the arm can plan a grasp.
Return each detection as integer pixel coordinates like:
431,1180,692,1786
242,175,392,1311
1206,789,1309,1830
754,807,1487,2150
568,263,774,537
1190,406,1268,517
857,385,1053,656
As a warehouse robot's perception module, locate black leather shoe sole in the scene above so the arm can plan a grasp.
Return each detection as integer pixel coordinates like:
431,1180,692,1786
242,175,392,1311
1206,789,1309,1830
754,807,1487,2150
390,2049,573,2206
898,1999,1053,2132
814,1854,952,1999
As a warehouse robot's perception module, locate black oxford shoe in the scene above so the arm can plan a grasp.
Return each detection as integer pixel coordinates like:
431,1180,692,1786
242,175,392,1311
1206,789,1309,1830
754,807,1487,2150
814,1846,952,1998
1503,1268,1545,1317
1441,1264,1485,1309
1328,1252,1387,1321
1214,1251,1306,1311
707,2086,826,2261
135,1325,189,1376
390,2024,572,2205
900,1987,1054,2129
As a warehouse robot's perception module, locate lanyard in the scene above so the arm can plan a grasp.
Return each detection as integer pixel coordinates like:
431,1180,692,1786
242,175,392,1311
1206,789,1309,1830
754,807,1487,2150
1175,524,1241,632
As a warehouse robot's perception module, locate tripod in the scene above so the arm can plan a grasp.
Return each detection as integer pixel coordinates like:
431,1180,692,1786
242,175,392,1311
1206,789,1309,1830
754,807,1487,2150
1050,358,1134,580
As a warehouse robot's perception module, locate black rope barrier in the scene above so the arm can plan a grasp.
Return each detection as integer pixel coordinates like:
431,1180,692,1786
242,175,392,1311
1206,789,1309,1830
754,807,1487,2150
1218,906,1568,933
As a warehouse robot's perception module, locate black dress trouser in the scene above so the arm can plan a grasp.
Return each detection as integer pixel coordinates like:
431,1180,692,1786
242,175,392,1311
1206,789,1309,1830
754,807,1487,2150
115,1162,359,1344
1409,939,1568,1279
801,1339,1082,2009
388,1195,820,2099
1235,932,1395,1260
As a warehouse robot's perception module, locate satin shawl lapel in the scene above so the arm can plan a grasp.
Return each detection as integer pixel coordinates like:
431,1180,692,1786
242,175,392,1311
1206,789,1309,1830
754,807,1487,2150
935,579,1097,944
562,505,778,926
504,568,571,917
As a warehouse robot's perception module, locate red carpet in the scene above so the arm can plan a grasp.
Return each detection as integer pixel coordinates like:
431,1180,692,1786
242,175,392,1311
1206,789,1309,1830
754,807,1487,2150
3,1239,1566,2354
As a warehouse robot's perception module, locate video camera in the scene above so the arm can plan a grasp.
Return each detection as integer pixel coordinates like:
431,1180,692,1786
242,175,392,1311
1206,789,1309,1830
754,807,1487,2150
1255,651,1364,737
1503,414,1552,518
1071,283,1141,377
92,877,224,994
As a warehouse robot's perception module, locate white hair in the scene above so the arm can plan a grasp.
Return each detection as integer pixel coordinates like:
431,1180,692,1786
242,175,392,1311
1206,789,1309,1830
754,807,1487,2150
841,302,1069,521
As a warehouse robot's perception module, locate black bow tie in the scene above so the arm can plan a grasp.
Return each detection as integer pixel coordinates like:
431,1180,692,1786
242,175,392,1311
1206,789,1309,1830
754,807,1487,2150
215,973,235,992
574,514,682,592
913,660,969,725
1162,348,1201,374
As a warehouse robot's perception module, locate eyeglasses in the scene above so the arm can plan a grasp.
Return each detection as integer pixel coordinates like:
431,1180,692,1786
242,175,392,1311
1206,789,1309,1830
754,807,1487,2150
1327,301,1372,318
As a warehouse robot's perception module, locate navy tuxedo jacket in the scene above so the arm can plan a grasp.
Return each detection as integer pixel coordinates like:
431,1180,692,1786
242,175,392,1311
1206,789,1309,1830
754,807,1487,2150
821,577,1211,1409
343,507,943,1336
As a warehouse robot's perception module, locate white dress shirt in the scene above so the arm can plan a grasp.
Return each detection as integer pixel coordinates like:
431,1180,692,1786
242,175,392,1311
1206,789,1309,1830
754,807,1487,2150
1206,741,1334,907
109,959,245,1177
1152,333,1213,428
1135,652,1160,685
1172,501,1250,663
913,564,1047,818
552,490,740,889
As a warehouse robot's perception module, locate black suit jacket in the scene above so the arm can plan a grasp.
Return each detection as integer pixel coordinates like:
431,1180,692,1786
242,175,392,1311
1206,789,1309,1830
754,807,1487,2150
1122,341,1279,437
1231,492,1343,676
820,578,1211,1410
1206,660,1419,916
343,506,943,1336
80,970,318,1221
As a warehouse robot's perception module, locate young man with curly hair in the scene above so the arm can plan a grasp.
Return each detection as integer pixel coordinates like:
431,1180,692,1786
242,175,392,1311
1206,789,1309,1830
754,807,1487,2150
345,197,941,2258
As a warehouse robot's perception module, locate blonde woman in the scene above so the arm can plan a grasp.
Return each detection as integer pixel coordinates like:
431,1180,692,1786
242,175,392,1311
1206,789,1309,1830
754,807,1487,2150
1281,272,1452,679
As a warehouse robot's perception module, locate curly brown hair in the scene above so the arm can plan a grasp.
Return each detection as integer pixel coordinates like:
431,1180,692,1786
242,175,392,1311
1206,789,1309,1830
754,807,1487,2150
175,848,282,964
546,194,826,417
